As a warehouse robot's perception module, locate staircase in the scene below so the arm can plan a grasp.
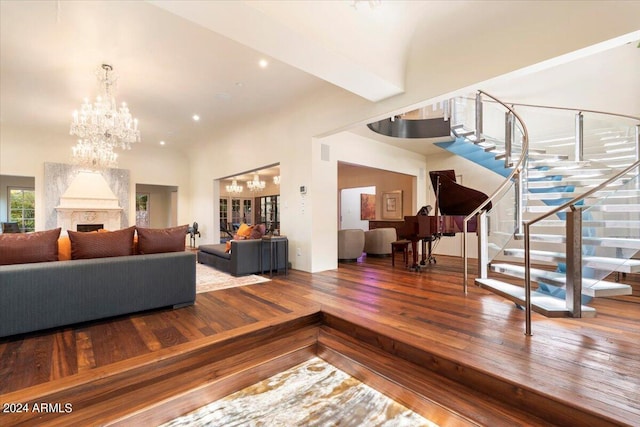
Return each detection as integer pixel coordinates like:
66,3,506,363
444,92,640,330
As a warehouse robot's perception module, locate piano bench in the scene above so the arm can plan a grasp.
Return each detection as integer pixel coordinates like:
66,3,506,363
391,240,411,267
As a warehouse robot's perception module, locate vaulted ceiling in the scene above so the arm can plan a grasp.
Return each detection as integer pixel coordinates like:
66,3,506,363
1,1,638,157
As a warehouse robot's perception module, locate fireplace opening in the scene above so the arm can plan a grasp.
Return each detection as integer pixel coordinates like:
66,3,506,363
77,224,104,232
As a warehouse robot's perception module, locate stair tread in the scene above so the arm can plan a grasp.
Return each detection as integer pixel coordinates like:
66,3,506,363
513,233,640,250
525,204,640,213
489,263,632,297
475,278,596,318
525,179,621,189
531,220,640,230
525,189,640,200
527,169,611,178
503,249,640,273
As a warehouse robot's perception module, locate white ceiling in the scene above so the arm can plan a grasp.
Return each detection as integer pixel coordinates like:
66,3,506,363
0,0,429,150
1,1,638,158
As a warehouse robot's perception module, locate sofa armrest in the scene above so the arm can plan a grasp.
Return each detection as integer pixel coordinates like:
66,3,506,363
229,239,263,275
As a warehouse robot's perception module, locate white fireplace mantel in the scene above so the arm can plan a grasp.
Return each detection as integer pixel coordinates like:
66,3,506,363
55,171,123,233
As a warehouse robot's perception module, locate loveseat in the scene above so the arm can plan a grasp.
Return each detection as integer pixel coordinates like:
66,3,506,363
338,229,365,261
0,225,196,338
198,239,287,276
364,227,397,256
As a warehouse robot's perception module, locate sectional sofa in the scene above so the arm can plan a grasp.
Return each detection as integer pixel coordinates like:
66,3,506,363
198,238,287,277
0,225,196,338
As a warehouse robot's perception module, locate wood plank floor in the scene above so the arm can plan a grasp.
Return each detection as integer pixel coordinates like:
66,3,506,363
1,255,639,426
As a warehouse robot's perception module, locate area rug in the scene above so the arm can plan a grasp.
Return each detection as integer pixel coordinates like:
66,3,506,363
196,263,270,294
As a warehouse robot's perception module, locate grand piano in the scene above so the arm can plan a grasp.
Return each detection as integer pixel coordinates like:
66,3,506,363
399,170,491,270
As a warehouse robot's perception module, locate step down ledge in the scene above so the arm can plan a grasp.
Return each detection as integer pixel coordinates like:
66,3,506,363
475,278,596,318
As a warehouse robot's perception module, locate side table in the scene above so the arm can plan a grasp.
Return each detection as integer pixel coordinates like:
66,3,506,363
261,235,288,277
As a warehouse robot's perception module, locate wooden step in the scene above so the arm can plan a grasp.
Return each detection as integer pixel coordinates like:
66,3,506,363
475,278,596,318
490,263,632,297
0,312,323,426
503,248,640,273
318,325,550,427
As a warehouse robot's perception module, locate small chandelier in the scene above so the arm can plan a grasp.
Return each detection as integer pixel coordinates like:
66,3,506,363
70,64,140,153
226,178,243,194
247,174,266,192
71,139,118,169
273,175,281,185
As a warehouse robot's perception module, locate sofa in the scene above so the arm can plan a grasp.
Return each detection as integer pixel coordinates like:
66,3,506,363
0,225,196,338
198,238,287,276
0,252,196,338
364,227,397,256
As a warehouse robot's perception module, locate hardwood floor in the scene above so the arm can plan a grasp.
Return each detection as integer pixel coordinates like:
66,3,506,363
1,255,638,426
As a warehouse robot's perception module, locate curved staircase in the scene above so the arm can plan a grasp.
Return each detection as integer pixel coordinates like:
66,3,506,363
441,92,639,329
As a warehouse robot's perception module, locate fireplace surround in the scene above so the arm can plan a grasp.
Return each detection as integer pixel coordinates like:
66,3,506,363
45,163,129,233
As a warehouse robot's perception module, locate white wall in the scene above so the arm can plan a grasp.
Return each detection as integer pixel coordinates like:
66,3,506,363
311,132,427,272
340,186,375,230
136,184,179,228
0,126,190,231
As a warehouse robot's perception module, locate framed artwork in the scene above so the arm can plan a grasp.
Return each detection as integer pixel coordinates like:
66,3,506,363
381,190,402,220
360,193,376,220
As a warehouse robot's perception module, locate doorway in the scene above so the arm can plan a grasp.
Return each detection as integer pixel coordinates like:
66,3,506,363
135,184,178,228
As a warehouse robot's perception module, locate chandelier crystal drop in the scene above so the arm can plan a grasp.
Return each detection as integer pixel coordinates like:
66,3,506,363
226,179,243,194
247,174,266,192
273,175,281,185
70,64,140,152
71,139,118,169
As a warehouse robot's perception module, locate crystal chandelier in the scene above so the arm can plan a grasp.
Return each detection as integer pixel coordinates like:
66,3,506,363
273,175,281,185
70,64,140,153
71,139,118,169
351,0,382,10
226,178,243,194
247,174,266,192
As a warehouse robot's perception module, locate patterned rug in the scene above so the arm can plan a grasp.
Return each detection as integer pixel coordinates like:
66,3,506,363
196,263,270,294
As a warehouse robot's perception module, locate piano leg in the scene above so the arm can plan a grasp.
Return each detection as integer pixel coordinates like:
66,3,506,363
428,238,436,264
409,239,421,271
419,238,437,265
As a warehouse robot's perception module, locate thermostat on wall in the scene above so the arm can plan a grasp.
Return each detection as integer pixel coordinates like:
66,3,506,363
299,185,307,194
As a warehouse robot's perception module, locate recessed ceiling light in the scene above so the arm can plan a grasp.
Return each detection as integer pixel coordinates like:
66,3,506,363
192,114,200,121
259,59,268,68
159,141,166,146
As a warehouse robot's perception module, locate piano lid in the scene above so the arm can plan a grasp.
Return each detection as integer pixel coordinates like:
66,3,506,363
429,170,492,216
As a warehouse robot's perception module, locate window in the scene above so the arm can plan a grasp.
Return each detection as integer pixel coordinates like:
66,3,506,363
8,187,35,232
231,198,242,227
243,199,252,225
136,193,150,228
219,197,229,230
